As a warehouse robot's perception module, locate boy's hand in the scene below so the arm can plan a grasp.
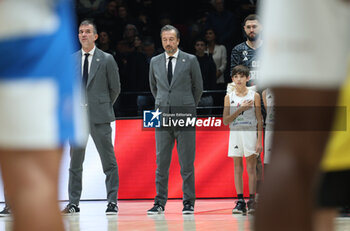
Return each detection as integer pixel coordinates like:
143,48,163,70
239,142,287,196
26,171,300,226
240,100,254,111
256,140,263,153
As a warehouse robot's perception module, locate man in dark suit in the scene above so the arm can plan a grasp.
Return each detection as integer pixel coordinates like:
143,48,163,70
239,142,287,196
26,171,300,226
147,25,203,215
62,20,121,215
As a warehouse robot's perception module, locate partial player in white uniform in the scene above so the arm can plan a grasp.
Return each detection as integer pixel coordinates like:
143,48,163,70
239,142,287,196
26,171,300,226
255,0,350,231
0,1,87,230
223,65,263,215
262,88,274,165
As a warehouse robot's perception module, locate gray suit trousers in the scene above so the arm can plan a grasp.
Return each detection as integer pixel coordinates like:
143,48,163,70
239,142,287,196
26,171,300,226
154,127,196,206
69,122,119,205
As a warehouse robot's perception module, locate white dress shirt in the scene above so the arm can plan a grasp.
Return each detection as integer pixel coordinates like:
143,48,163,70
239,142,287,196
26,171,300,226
81,45,96,75
165,49,179,75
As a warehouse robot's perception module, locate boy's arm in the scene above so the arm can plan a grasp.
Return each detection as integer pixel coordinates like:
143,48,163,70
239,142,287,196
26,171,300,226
223,95,252,125
255,92,263,153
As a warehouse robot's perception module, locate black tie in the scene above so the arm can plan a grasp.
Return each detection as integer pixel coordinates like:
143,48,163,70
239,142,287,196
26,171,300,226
83,53,90,87
167,56,174,85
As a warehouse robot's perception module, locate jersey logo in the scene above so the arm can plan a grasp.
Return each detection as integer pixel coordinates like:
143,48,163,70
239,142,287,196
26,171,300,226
231,100,234,104
234,145,239,149
242,50,248,61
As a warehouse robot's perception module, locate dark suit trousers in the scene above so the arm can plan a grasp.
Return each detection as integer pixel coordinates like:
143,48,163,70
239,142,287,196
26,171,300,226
68,122,119,205
154,127,196,206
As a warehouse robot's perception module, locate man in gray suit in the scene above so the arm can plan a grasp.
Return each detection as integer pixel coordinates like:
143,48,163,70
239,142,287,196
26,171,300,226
147,25,203,215
62,20,120,215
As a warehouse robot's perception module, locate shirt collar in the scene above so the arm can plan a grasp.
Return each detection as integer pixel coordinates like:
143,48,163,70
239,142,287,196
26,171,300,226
245,40,263,50
165,49,179,60
82,45,96,57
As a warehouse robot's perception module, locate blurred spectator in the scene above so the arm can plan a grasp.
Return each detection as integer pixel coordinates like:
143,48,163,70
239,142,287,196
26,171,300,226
114,37,150,116
194,38,216,115
159,13,172,28
115,40,132,90
114,40,132,117
126,44,148,93
134,0,155,14
130,0,157,33
123,24,139,47
95,0,121,42
97,31,117,57
206,0,238,48
204,27,227,114
188,9,209,52
142,37,157,63
135,38,157,115
229,0,258,24
238,0,258,15
133,35,143,52
204,28,227,87
115,5,138,40
135,11,154,38
77,0,106,20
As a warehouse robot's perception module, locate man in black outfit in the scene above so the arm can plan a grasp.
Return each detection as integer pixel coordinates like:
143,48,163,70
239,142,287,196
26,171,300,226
194,38,217,115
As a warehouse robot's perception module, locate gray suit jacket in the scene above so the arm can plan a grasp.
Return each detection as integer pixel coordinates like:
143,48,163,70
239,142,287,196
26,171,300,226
149,50,203,115
75,47,120,123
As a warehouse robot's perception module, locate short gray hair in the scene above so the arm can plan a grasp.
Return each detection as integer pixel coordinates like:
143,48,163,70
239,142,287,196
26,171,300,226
79,19,97,34
160,25,180,39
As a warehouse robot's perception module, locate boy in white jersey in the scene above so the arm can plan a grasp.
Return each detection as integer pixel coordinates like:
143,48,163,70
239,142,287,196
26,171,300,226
262,88,274,168
223,65,263,214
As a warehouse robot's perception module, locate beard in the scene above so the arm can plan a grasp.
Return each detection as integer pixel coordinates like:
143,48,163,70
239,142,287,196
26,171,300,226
165,46,176,54
245,32,259,42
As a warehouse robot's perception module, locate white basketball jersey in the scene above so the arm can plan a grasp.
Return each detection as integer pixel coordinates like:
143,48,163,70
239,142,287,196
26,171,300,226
229,89,257,129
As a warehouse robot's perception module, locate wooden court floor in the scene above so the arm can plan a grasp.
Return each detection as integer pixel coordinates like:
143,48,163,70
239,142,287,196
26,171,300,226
0,199,350,231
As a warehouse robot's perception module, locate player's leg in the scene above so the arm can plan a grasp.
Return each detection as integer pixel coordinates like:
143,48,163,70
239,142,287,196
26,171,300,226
244,128,259,213
232,157,246,214
0,149,64,231
246,155,258,213
246,155,257,194
234,157,244,195
254,88,338,231
255,154,263,194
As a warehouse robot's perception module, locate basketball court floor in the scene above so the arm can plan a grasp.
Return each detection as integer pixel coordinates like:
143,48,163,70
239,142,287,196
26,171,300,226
1,199,350,231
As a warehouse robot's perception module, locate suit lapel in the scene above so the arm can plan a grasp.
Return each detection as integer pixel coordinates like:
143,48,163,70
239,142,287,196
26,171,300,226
158,53,168,86
87,48,101,87
170,50,184,88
